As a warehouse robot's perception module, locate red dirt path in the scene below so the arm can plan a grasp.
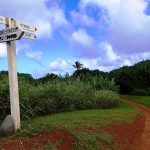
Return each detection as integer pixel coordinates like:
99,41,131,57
0,98,149,150
120,98,150,150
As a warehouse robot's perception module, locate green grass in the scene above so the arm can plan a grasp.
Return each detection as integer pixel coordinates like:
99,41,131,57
15,102,139,135
121,95,150,107
6,101,140,150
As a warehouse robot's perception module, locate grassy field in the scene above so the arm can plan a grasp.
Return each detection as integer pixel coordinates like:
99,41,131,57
5,101,140,150
121,95,150,107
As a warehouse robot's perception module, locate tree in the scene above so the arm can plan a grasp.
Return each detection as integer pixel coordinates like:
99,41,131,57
72,61,84,71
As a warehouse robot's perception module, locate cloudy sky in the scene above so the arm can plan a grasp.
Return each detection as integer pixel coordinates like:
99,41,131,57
0,0,150,78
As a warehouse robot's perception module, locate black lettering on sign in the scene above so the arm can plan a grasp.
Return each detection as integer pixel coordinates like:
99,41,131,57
5,27,18,35
24,32,31,37
20,23,30,29
24,25,30,29
0,30,5,36
13,34,17,38
7,34,17,39
0,36,7,41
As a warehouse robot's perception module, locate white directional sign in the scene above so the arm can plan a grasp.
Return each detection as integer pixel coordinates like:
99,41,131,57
0,16,8,25
0,26,24,43
22,32,36,40
15,21,37,32
0,16,37,131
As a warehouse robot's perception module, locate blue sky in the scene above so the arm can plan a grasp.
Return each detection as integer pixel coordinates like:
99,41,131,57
0,0,150,78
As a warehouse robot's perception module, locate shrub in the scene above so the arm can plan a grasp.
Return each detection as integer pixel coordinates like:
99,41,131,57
74,74,119,92
0,78,10,120
94,90,120,109
130,88,150,96
19,79,95,119
0,78,120,120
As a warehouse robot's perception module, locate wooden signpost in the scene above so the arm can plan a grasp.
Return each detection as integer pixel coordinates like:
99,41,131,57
0,16,37,131
0,26,24,43
15,21,36,40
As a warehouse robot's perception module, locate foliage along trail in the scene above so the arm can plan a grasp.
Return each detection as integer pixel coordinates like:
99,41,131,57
120,98,150,150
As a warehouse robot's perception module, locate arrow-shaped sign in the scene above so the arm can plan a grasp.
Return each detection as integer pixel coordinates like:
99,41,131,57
15,21,37,32
0,16,8,25
22,31,36,40
0,26,24,43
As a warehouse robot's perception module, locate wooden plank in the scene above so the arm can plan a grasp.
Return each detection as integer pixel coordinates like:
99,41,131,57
22,31,36,40
6,18,21,130
15,21,37,32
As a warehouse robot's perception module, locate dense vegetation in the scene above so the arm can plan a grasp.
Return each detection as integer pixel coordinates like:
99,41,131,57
0,71,119,120
71,60,150,95
0,59,149,120
109,60,150,95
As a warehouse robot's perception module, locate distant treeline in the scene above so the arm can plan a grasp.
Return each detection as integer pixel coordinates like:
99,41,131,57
1,59,150,95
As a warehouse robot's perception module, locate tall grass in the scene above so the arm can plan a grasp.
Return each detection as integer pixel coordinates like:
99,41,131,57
95,90,120,109
74,74,119,92
0,78,10,120
0,78,119,120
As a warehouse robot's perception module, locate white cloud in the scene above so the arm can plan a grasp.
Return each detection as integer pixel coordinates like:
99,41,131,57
0,43,7,58
32,49,150,78
49,5,68,28
32,57,75,78
50,58,67,69
123,59,132,66
35,21,52,38
70,28,98,58
74,0,150,72
26,50,42,61
79,0,150,55
71,11,96,27
0,0,68,39
0,42,23,59
18,42,43,65
49,58,74,73
72,28,94,47
101,42,120,61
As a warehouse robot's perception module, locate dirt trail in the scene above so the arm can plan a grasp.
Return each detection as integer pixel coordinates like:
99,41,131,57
120,98,150,150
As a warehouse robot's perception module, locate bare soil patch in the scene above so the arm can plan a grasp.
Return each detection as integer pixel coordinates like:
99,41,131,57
0,129,74,150
106,114,144,150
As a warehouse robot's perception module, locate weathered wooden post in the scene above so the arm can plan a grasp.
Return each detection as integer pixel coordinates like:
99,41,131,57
6,18,21,130
0,15,37,131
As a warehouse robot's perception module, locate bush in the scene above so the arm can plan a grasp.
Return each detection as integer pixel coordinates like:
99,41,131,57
0,78,10,120
19,79,96,119
0,78,120,120
95,90,120,109
130,88,150,96
73,74,119,92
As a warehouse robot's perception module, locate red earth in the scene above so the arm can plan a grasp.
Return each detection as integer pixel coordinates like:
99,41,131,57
0,98,149,150
120,98,150,150
0,129,75,150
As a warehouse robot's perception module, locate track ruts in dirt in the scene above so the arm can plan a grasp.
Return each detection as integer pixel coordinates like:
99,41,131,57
120,98,150,150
